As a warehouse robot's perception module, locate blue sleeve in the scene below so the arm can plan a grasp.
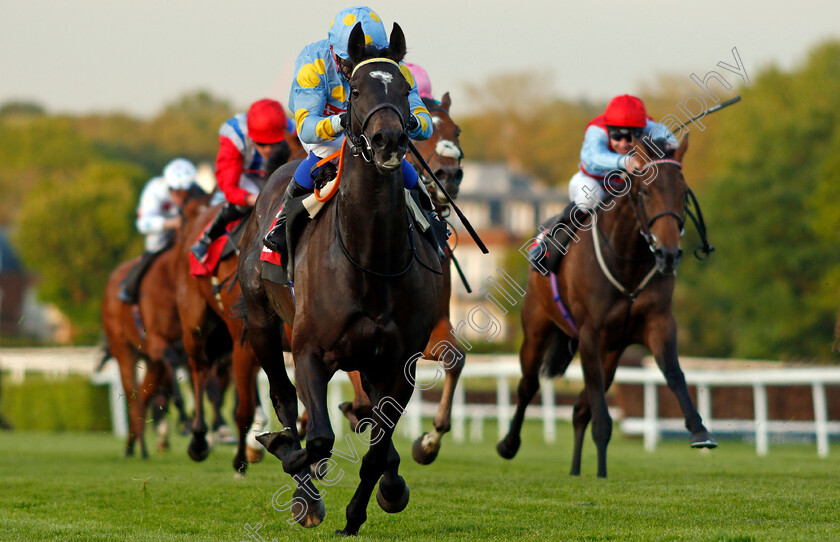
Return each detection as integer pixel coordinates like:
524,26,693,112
401,64,432,140
580,125,626,175
289,45,338,145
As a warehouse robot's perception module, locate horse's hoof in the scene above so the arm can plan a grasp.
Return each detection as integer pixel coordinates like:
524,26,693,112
156,438,170,453
336,528,358,537
496,436,520,460
292,487,325,528
233,471,245,480
187,438,210,462
338,402,360,432
256,430,294,461
246,445,265,463
411,433,440,465
233,456,248,475
690,431,718,449
376,476,409,514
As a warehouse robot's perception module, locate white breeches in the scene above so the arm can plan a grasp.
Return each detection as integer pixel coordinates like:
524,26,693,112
145,232,169,253
567,171,608,211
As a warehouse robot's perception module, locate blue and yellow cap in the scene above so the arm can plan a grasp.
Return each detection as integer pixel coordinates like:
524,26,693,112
327,6,388,59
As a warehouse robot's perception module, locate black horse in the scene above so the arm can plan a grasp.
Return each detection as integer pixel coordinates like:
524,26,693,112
238,23,443,535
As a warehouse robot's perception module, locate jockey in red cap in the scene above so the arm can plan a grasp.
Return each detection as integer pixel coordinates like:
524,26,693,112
528,95,678,270
191,98,296,261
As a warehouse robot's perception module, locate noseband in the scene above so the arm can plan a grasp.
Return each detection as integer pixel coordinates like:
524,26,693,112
345,58,407,162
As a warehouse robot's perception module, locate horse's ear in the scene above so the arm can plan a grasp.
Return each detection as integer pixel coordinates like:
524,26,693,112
440,92,451,111
387,23,406,63
674,133,689,163
347,22,366,64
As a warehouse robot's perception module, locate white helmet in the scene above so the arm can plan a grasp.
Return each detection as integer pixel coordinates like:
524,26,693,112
163,158,196,190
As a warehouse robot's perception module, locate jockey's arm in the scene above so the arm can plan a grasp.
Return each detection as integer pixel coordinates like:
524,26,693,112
135,180,170,235
401,64,433,141
290,48,344,145
579,125,634,176
215,136,251,206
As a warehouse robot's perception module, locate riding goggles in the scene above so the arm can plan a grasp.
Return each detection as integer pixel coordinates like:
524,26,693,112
608,127,643,142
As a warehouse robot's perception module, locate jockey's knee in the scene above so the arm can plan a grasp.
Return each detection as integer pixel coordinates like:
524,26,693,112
293,152,321,190
402,159,418,189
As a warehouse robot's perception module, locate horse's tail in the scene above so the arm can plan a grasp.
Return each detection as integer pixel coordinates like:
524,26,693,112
539,328,578,378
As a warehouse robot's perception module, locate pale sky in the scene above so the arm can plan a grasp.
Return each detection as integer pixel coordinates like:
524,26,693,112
1,0,838,118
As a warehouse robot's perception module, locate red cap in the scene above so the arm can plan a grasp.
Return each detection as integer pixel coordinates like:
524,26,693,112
603,95,647,128
247,99,288,144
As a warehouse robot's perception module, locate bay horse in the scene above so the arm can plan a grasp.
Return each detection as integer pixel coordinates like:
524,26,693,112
102,248,190,457
238,23,443,534
339,92,466,465
175,133,304,476
101,189,232,457
497,135,717,478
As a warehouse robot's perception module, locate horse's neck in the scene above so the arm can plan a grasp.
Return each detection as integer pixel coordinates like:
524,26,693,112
338,159,409,269
596,193,654,277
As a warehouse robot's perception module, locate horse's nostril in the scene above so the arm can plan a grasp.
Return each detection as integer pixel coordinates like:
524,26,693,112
371,133,387,151
397,132,409,148
453,169,463,184
435,169,447,181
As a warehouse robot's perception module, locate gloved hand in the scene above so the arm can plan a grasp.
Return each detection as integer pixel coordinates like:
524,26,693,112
407,114,420,133
330,114,345,135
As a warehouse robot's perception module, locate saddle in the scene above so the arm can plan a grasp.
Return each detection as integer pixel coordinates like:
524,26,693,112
260,191,328,285
528,203,586,274
189,210,250,277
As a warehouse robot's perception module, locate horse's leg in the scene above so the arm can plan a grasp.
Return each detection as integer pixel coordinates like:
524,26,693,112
339,371,414,536
162,346,190,435
274,346,332,528
413,319,465,465
113,344,142,457
183,325,212,462
207,360,231,433
645,315,717,448
231,344,258,477
578,327,611,478
339,371,370,432
138,359,167,455
497,296,554,460
570,350,620,476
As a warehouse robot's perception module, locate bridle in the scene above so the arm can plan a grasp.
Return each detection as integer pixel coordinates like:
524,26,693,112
629,159,686,256
344,58,408,163
334,56,442,278
592,158,687,299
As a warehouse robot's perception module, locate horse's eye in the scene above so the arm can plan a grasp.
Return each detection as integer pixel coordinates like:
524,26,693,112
639,188,649,197
351,88,360,98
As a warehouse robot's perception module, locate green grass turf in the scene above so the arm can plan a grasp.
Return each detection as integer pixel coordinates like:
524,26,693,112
1,423,838,541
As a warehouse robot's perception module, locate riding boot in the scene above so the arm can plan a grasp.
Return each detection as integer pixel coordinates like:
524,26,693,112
118,250,161,304
409,184,449,263
190,202,248,261
529,203,591,272
262,180,311,254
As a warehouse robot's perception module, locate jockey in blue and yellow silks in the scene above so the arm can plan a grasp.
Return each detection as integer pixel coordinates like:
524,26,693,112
262,6,446,259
